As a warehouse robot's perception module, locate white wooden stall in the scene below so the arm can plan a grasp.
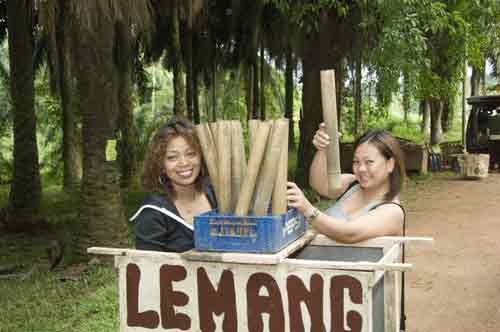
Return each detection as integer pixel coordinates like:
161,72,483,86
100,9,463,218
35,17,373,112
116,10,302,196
88,232,432,332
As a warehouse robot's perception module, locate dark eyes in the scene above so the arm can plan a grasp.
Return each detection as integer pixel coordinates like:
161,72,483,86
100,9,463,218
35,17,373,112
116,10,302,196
353,160,374,165
166,151,197,161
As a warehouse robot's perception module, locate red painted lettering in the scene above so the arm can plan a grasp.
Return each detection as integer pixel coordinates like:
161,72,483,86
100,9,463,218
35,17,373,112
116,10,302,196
126,263,160,328
330,275,363,332
247,272,285,332
287,274,326,332
159,264,190,330
197,268,237,332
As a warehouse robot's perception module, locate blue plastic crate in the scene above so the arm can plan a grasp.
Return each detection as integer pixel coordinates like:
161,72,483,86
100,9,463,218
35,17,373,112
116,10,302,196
194,209,306,253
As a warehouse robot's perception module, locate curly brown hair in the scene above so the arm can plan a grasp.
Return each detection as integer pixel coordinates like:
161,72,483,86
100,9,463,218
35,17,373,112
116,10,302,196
142,115,207,198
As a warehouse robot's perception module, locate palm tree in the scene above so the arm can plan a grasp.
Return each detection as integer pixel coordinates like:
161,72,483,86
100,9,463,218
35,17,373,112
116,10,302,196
67,0,152,257
5,0,42,231
40,0,82,193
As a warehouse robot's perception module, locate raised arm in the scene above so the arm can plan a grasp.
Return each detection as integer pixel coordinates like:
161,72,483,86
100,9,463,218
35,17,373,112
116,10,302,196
309,123,354,199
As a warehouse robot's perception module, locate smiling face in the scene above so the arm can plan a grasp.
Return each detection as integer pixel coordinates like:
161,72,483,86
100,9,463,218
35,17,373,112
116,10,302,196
163,136,202,190
352,142,394,190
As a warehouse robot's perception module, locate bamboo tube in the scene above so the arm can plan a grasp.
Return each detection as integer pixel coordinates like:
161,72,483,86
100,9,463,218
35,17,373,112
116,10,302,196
272,118,289,215
235,121,271,216
320,69,342,194
253,120,288,216
248,119,260,146
217,121,232,213
230,120,247,211
195,123,220,203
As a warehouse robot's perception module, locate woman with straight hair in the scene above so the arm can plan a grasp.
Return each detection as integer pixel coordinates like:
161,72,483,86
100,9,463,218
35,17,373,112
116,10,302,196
287,123,406,243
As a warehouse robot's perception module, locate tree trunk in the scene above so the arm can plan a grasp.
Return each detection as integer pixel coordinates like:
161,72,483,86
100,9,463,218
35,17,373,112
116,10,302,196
441,97,453,133
57,0,81,192
5,0,42,230
334,58,345,132
193,71,200,124
259,41,265,120
421,99,431,140
354,54,362,137
285,45,295,148
185,0,194,121
72,11,127,259
430,99,443,145
116,22,137,189
402,71,411,124
211,39,217,122
252,58,259,119
295,32,323,188
245,64,254,121
471,66,481,96
462,60,469,148
172,0,186,116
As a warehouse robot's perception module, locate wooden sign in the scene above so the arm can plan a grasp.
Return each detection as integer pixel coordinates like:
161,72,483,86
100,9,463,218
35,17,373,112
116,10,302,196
88,236,433,332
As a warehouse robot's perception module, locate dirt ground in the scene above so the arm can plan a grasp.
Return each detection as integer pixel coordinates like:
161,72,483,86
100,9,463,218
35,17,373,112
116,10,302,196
404,172,500,332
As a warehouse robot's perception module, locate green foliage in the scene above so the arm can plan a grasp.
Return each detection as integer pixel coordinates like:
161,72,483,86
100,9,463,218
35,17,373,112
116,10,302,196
35,68,65,183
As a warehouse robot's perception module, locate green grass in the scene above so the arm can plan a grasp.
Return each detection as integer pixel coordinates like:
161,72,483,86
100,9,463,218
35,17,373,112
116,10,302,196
0,265,119,332
0,184,143,332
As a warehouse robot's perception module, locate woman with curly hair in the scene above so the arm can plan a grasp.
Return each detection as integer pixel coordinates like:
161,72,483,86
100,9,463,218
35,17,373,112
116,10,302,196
130,116,217,252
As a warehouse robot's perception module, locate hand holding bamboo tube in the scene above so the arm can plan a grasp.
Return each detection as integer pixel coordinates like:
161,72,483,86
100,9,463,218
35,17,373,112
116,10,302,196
320,69,342,194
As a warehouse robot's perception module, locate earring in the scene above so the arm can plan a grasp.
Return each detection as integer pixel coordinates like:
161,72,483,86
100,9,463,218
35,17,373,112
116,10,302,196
158,174,167,187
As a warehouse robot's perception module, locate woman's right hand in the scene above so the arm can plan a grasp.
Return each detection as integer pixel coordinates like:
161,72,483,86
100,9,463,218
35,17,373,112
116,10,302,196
312,122,330,151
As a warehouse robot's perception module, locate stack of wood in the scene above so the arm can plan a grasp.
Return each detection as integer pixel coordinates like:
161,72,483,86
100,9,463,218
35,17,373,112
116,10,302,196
195,119,289,216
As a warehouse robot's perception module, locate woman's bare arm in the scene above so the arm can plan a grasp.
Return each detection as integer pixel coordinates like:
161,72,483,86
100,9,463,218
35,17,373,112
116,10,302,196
287,182,404,243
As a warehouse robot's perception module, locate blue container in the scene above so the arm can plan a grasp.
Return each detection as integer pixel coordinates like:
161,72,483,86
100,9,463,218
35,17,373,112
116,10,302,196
194,209,307,253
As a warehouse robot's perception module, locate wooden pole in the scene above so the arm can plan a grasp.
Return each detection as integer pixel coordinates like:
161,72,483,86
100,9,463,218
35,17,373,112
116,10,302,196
320,70,342,194
272,118,289,215
235,121,271,216
253,120,288,216
230,120,247,211
195,123,219,203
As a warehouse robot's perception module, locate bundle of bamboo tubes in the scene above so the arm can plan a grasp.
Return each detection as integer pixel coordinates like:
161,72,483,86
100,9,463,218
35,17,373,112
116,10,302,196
195,118,289,216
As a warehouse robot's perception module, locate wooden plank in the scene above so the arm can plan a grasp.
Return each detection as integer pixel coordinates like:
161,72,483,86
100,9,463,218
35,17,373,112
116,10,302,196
369,243,402,288
384,270,398,332
182,231,316,265
88,247,181,259
284,258,412,272
309,234,434,248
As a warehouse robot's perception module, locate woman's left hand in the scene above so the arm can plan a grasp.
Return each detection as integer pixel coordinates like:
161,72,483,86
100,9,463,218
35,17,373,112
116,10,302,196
286,181,313,215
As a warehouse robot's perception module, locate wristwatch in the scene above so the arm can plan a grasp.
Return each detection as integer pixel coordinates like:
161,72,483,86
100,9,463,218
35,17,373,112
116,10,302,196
306,207,319,222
